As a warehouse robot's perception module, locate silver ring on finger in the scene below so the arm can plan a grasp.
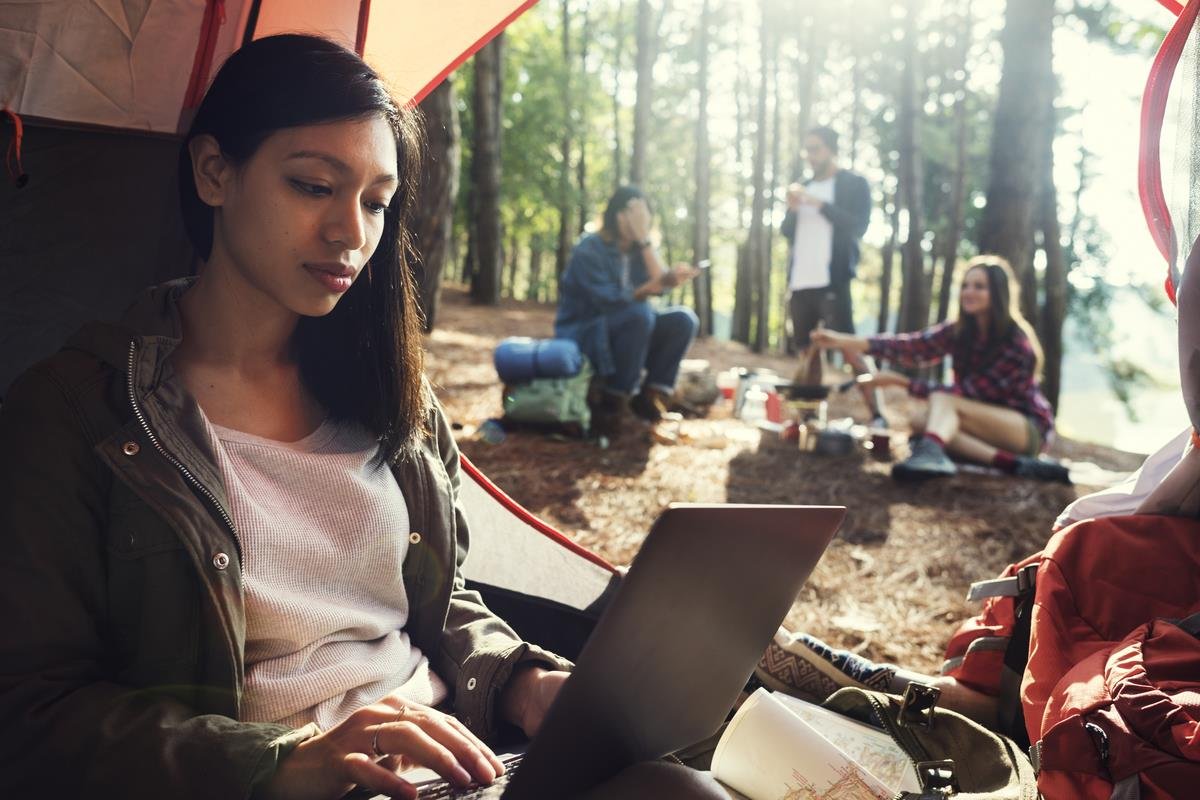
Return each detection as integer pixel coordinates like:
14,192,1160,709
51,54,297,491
371,706,407,758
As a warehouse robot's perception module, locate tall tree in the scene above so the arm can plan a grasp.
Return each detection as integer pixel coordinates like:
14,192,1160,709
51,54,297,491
1039,97,1067,411
936,3,973,324
555,0,574,281
975,0,1055,323
611,0,627,191
412,78,460,330
691,0,714,336
896,0,929,332
469,34,504,305
878,187,901,333
790,10,827,181
746,0,776,352
576,1,593,233
630,0,667,184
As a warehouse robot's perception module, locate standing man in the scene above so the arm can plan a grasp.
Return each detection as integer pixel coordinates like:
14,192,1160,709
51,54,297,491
780,125,883,425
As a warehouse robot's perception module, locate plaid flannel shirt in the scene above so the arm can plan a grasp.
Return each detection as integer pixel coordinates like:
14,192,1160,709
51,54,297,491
867,321,1055,442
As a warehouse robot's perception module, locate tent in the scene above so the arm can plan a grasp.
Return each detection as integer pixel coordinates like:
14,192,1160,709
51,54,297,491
0,0,538,394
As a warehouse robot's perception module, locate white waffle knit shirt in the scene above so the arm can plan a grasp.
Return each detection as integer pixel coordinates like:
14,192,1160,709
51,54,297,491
205,416,448,730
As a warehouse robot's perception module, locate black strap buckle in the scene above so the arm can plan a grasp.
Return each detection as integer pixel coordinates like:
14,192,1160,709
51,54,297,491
1016,563,1038,595
916,759,960,795
899,682,942,729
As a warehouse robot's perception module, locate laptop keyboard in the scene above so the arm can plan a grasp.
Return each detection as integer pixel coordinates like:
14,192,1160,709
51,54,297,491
414,753,523,799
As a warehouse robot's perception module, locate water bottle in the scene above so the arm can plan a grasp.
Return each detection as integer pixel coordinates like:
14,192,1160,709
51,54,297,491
741,385,768,425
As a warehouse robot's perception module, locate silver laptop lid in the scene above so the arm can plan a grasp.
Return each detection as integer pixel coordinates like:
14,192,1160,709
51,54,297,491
504,503,844,798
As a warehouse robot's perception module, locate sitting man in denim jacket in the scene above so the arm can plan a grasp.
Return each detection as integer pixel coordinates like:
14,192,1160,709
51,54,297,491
554,187,700,435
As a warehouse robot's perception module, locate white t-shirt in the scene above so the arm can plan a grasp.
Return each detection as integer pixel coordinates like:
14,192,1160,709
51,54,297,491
205,416,448,730
789,177,836,291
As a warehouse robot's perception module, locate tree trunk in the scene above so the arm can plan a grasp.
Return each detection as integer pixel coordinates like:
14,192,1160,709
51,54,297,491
631,0,668,185
527,237,545,302
767,25,783,353
790,13,826,181
878,189,900,333
469,34,504,305
555,1,574,284
1039,99,1067,411
692,0,714,336
506,231,520,298
412,78,460,331
896,0,928,332
975,0,1054,324
733,240,752,344
937,7,972,324
611,0,626,191
577,2,593,233
748,0,774,353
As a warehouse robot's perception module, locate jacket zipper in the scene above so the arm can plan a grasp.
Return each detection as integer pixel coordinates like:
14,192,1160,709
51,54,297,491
125,340,241,561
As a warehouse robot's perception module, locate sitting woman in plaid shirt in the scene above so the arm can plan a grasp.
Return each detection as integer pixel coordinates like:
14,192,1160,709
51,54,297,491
813,256,1068,483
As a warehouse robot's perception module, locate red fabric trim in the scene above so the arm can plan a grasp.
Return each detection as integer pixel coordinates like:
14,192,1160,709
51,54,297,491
355,0,371,57
1138,0,1198,301
2,107,26,186
459,454,619,574
1156,0,1185,16
182,0,226,111
405,0,543,107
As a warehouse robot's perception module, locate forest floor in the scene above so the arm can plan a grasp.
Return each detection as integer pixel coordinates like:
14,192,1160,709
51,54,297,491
424,285,1147,675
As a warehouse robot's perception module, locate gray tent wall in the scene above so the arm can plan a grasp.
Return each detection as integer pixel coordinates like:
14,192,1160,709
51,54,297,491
0,121,194,395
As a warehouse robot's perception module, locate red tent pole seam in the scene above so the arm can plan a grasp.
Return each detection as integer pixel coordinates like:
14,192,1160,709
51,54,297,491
459,454,619,574
355,0,372,56
182,0,227,111
1138,0,1198,301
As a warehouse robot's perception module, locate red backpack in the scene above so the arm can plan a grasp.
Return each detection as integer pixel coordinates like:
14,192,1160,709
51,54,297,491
942,514,1200,799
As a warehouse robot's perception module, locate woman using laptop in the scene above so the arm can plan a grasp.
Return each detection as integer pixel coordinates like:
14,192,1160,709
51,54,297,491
0,34,723,800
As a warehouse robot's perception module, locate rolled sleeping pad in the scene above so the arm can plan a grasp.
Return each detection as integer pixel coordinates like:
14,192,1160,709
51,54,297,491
494,337,584,383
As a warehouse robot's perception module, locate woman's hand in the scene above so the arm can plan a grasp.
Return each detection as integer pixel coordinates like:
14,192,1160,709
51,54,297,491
810,329,868,354
856,370,910,390
622,198,653,243
500,666,570,738
262,700,505,800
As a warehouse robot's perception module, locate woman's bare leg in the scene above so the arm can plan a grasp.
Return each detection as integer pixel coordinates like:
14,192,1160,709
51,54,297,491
925,392,1031,460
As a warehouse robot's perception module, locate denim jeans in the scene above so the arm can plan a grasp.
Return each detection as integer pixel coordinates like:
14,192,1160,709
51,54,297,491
604,303,699,395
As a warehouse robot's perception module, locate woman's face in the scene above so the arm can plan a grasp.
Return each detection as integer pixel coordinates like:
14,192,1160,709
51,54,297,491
206,115,399,317
960,266,991,317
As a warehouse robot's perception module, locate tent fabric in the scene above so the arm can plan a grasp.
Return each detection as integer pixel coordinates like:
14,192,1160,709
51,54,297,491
1,0,540,134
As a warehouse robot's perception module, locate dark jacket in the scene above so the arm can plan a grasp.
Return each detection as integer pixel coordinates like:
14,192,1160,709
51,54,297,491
0,279,570,799
780,169,872,286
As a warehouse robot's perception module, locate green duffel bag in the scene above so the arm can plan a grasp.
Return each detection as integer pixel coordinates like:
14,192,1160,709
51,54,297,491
823,685,1038,800
501,359,593,436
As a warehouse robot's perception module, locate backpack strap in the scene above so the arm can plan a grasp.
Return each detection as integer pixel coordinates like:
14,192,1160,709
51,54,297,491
966,563,1038,602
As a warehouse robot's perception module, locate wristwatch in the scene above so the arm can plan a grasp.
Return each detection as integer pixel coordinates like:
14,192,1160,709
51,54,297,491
634,239,652,250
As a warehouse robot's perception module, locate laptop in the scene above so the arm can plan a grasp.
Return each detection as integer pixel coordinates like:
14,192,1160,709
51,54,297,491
375,503,844,799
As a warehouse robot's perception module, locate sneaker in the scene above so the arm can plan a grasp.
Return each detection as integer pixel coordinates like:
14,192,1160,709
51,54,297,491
892,436,957,480
755,629,897,704
1015,455,1072,484
630,387,670,423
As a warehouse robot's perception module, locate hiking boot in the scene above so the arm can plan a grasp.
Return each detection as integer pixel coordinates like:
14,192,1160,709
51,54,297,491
630,387,671,423
592,392,629,438
892,436,957,480
1015,455,1072,484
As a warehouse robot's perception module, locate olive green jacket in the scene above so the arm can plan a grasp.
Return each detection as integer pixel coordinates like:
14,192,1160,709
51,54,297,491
0,280,570,799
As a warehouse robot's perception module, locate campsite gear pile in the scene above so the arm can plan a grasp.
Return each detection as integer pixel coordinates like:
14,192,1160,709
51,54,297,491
495,338,594,437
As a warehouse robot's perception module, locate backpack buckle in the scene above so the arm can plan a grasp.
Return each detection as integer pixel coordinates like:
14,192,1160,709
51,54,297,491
899,682,942,729
1016,563,1038,594
915,759,960,795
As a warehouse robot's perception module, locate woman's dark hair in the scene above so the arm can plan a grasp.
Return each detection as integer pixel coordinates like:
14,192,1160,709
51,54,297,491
601,185,648,239
178,34,428,460
953,255,1044,376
